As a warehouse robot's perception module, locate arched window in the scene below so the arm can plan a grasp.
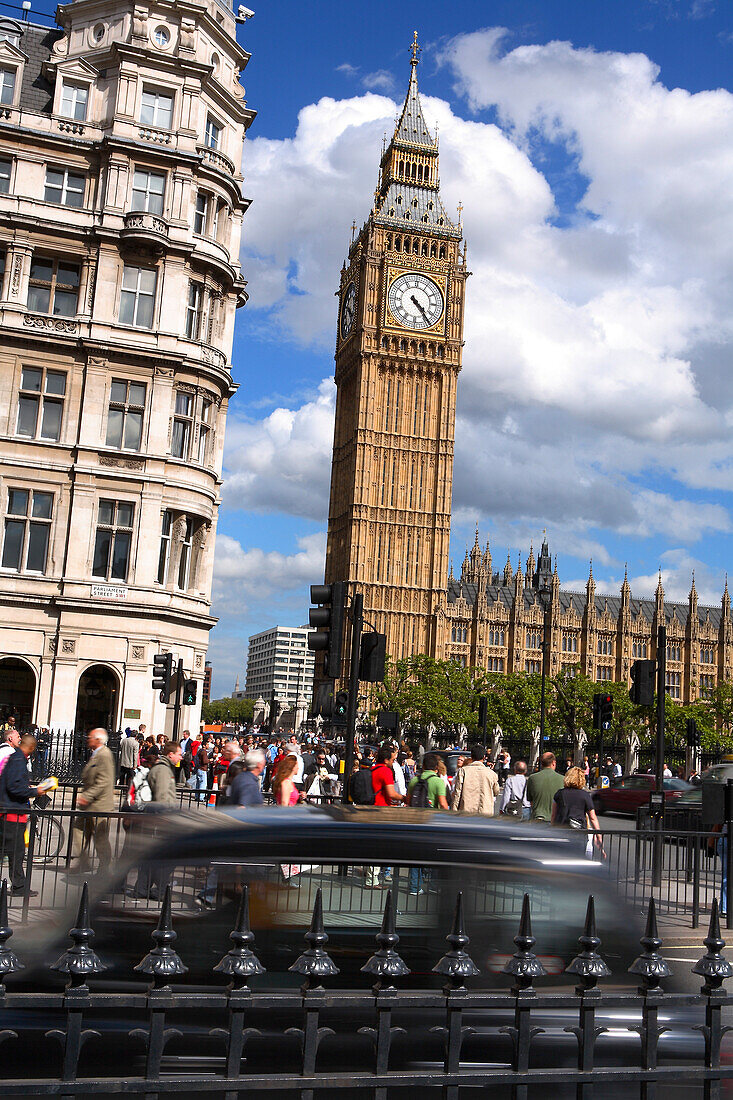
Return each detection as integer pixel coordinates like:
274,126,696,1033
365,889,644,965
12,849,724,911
411,163,417,179
398,160,404,176
395,236,401,251
412,237,418,253
418,341,425,355
439,245,446,258
421,238,428,252
430,243,437,257
400,338,407,351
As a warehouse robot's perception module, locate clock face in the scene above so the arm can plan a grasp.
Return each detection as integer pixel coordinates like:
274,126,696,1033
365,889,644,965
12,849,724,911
340,282,356,338
387,272,443,330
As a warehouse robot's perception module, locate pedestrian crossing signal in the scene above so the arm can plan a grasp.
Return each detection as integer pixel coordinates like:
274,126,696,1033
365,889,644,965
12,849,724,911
183,679,197,706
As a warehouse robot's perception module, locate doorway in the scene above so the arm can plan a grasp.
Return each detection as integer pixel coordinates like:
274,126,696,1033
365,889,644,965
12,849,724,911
0,657,36,726
75,664,119,732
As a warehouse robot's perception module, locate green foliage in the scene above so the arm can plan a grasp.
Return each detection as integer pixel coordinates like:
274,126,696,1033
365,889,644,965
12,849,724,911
371,655,733,753
201,697,254,724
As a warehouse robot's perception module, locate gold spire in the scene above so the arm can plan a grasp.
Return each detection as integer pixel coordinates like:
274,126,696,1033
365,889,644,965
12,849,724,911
410,29,420,66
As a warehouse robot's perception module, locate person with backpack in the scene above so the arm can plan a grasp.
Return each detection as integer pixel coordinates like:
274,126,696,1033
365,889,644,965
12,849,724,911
349,757,377,805
499,760,530,820
406,752,449,895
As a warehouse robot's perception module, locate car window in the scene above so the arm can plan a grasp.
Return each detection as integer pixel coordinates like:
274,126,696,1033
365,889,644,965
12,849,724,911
664,778,692,791
622,777,650,790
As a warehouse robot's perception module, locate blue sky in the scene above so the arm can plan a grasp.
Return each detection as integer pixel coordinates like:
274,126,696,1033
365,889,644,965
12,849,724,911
203,0,733,696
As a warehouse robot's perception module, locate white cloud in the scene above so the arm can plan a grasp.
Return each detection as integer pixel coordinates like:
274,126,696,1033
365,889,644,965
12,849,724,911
213,530,326,596
223,378,335,519
362,70,396,93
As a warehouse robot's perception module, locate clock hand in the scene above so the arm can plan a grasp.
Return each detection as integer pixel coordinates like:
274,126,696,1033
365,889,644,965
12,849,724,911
410,294,429,323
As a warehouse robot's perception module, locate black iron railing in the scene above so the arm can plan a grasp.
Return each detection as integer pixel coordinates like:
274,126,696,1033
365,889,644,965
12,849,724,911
1,878,732,1096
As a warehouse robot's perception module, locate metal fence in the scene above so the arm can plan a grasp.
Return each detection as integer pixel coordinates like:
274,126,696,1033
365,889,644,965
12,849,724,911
1,877,732,1097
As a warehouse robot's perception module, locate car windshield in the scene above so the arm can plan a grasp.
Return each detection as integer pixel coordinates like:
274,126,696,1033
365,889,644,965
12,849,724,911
663,778,693,791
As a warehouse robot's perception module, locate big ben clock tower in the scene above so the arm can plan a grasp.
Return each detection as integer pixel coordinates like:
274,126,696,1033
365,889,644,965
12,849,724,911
324,34,468,663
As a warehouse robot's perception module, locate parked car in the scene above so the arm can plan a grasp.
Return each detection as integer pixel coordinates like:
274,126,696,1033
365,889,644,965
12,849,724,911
593,773,693,816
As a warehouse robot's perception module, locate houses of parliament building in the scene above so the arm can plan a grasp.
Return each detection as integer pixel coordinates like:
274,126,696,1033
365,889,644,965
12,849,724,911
322,36,731,708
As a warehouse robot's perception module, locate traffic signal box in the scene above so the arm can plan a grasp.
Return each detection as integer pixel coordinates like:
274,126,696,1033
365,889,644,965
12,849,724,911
183,679,197,707
592,692,613,731
308,582,346,678
359,631,386,682
629,659,656,706
152,652,173,703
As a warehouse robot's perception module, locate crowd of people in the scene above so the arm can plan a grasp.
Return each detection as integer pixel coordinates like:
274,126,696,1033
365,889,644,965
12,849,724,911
0,715,688,900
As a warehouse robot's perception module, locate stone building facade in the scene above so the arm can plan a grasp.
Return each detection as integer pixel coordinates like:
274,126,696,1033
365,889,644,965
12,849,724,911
0,0,254,732
438,530,732,705
324,39,468,666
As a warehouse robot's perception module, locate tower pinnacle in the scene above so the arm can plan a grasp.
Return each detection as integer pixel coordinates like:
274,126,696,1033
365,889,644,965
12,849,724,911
410,29,420,66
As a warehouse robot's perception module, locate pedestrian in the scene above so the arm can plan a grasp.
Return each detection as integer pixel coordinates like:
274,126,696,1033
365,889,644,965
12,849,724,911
69,728,115,873
551,765,604,856
663,761,672,779
406,752,449,895
0,725,21,768
499,761,530,820
0,733,41,897
147,741,182,807
272,755,302,806
371,742,405,807
526,751,565,823
228,749,266,807
118,729,139,788
451,744,500,816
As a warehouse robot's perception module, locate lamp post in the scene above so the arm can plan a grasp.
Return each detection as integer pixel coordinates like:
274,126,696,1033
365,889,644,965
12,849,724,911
533,539,553,745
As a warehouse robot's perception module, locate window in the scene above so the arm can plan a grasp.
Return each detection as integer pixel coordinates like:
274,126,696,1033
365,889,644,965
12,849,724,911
562,633,578,653
120,265,157,328
0,158,11,193
177,517,193,589
701,646,715,665
667,643,681,662
700,673,715,694
487,657,504,672
488,628,504,646
205,115,221,149
597,666,613,682
105,378,146,450
44,166,85,208
60,82,88,121
632,639,647,659
140,87,173,129
152,25,170,47
171,391,193,459
597,636,613,656
16,366,66,441
0,66,15,106
131,168,165,214
525,659,541,674
194,191,210,234
27,257,80,316
197,398,212,464
157,510,171,584
665,671,681,700
186,282,203,339
92,500,134,581
526,630,542,650
2,488,52,573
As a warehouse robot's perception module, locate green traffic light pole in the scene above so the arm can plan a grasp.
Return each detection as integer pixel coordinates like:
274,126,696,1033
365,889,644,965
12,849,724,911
172,657,184,743
342,591,363,802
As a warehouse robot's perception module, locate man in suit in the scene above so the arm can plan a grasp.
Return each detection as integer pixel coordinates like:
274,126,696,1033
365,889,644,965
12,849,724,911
70,727,116,873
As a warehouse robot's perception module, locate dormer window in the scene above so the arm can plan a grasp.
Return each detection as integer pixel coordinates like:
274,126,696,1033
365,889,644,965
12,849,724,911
60,82,88,121
0,66,15,106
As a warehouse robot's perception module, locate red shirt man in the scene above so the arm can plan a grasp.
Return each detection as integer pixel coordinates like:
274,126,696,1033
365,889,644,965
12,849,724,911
371,743,405,807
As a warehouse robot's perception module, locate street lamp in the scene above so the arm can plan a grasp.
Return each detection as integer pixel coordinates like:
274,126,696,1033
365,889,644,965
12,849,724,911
533,539,553,746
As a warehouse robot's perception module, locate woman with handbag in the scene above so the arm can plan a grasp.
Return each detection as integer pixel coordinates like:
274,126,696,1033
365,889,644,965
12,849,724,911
551,766,604,857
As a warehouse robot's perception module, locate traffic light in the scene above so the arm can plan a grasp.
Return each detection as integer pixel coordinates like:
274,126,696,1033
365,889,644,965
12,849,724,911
359,631,386,682
314,681,334,719
308,581,346,677
333,690,348,726
686,717,699,749
630,659,655,706
593,692,613,731
183,679,197,706
477,696,488,729
152,652,173,703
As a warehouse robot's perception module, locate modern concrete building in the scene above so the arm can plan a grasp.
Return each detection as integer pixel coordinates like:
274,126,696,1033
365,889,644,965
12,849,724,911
0,0,254,732
244,626,315,705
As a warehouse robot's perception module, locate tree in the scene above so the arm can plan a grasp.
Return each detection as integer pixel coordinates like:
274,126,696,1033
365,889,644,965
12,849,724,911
372,655,489,741
201,697,254,724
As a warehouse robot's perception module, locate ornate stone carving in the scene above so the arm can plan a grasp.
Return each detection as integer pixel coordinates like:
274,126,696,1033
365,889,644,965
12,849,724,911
99,456,119,467
201,345,227,367
154,364,174,377
11,253,23,296
131,645,145,660
61,639,76,654
23,313,79,334
47,637,57,654
195,654,203,668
